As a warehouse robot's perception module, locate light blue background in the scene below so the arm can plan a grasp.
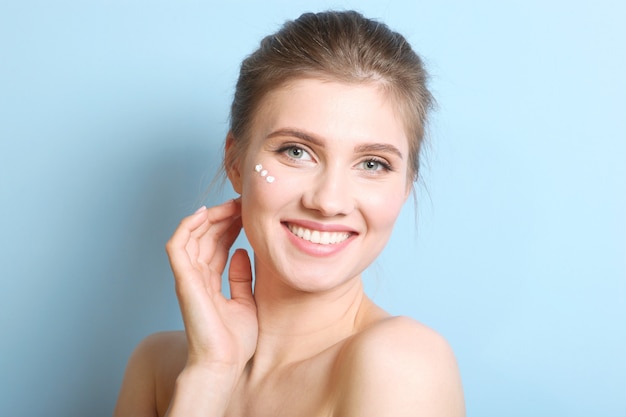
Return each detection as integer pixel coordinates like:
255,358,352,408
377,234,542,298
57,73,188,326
1,1,624,416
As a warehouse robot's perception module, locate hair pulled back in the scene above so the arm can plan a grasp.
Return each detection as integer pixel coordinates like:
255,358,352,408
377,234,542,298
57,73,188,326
228,10,433,181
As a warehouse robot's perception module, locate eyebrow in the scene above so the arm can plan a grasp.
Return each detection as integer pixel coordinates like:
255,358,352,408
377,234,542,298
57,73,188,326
266,128,324,147
354,143,404,160
266,128,404,160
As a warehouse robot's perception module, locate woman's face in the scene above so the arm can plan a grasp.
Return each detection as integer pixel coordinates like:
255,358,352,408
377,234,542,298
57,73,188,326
229,78,411,293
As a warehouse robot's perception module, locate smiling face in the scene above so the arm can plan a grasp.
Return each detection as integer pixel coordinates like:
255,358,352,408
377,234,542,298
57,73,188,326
227,78,411,294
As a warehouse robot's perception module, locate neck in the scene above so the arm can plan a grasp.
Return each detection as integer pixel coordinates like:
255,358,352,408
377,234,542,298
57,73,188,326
247,265,373,377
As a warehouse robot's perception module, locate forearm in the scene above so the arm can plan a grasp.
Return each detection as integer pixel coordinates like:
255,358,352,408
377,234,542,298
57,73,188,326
165,365,241,417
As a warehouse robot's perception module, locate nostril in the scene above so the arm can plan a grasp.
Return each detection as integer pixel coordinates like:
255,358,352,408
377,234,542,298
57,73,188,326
300,172,355,217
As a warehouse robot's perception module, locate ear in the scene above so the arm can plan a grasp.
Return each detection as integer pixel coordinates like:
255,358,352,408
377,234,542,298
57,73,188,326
404,174,415,202
225,132,243,194
403,186,413,206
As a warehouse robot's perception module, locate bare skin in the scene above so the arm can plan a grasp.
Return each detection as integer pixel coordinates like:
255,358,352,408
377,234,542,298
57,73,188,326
113,80,465,417
113,203,464,417
159,318,459,417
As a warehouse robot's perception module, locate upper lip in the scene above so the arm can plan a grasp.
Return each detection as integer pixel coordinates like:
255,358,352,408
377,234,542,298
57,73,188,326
282,219,358,234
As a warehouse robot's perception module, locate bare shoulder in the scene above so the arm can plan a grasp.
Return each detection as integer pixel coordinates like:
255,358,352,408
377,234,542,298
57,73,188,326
334,316,465,417
349,316,457,366
113,331,187,417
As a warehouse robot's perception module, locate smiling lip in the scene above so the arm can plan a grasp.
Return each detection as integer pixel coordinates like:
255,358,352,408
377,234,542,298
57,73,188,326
282,220,357,255
286,224,352,244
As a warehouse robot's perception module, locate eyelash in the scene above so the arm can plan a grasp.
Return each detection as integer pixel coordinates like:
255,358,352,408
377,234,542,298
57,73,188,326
362,158,393,172
275,144,312,161
274,143,394,173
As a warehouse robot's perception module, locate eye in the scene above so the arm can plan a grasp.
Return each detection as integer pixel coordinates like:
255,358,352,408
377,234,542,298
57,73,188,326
360,158,392,172
287,146,307,159
279,145,313,161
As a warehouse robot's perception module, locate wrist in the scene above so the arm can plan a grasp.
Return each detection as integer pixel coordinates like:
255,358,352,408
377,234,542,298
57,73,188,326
177,363,242,393
166,365,243,417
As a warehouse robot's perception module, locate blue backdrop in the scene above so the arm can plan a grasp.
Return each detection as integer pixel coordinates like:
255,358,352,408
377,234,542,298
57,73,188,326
1,1,624,415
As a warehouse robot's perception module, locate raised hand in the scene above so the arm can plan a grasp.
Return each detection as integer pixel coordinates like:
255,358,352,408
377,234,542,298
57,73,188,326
165,199,258,374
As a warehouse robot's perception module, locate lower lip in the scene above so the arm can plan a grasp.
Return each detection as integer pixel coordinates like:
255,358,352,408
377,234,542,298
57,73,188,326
282,223,356,257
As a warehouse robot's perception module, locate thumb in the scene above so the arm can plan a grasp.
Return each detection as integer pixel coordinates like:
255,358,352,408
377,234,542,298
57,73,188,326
228,249,254,305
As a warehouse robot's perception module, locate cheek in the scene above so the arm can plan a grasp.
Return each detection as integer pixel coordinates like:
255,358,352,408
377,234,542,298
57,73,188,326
244,159,279,190
252,163,276,183
241,160,301,216
240,162,305,253
361,185,406,228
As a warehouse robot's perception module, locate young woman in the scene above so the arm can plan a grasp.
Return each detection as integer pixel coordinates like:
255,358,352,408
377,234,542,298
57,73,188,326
114,10,464,417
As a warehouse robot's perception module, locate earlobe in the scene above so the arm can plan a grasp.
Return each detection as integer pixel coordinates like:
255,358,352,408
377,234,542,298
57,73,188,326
225,133,243,194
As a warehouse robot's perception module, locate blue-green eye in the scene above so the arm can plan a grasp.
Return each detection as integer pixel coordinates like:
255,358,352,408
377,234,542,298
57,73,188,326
287,147,305,158
362,159,392,171
274,144,314,163
364,160,379,170
282,145,312,161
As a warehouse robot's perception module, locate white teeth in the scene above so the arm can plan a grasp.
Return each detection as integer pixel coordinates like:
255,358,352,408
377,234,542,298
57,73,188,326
287,224,351,245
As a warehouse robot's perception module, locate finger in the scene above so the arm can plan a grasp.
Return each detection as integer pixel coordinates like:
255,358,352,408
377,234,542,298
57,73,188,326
188,200,241,243
168,199,239,263
166,201,235,284
206,215,243,272
189,214,239,266
228,249,255,306
166,207,212,278
202,217,243,294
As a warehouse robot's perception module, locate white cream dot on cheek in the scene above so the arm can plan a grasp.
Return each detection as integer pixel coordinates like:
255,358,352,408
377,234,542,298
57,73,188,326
253,163,276,183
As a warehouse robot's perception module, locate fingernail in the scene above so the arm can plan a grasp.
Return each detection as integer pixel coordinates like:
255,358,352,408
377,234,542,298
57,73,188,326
194,206,207,214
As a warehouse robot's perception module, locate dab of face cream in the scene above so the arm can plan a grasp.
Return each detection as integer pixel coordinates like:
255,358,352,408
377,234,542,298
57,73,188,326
255,164,275,183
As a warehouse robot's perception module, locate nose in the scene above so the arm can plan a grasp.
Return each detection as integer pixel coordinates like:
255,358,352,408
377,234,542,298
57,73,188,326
301,168,355,217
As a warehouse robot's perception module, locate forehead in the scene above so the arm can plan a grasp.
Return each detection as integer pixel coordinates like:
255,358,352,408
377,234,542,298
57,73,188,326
249,78,409,152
